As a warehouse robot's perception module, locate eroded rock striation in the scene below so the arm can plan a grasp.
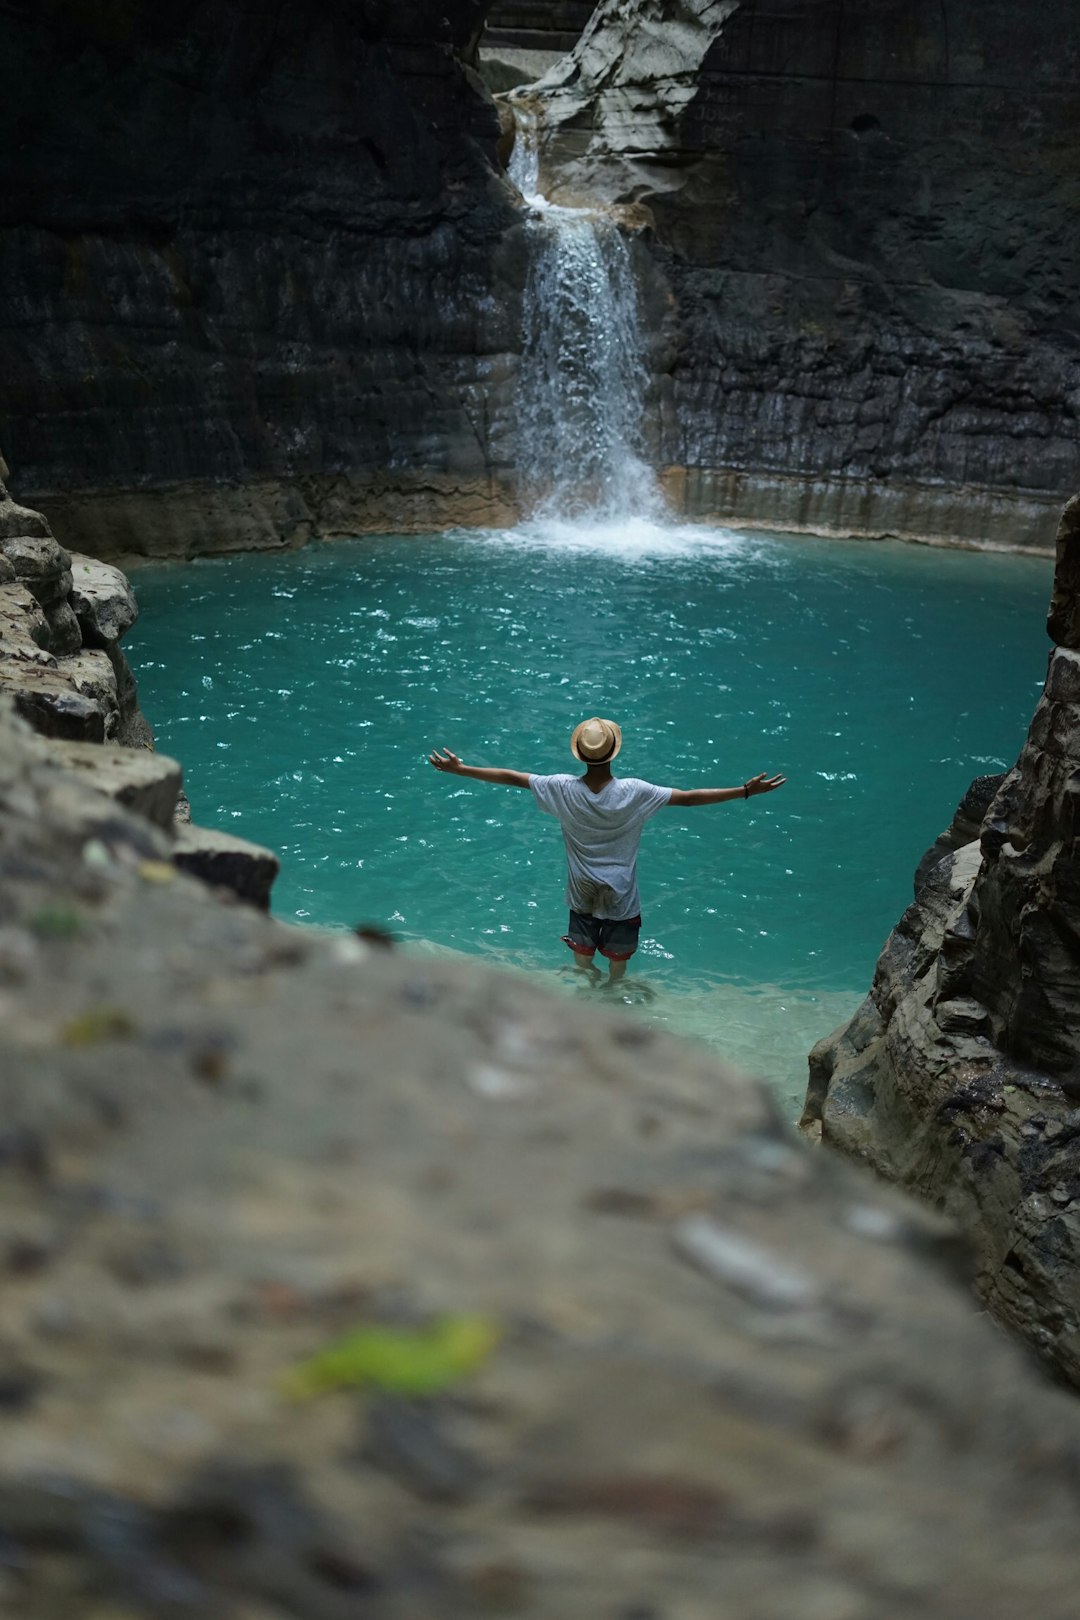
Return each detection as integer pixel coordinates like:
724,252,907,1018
0,478,278,904
516,0,1080,547
5,1,1079,556
1,0,521,559
6,707,1080,1615
803,493,1080,1386
0,481,148,746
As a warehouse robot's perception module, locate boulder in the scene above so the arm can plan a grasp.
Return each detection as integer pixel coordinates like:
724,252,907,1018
68,553,139,646
0,533,71,606
172,819,280,908
0,582,52,657
0,671,107,742
44,738,182,830
61,649,120,738
42,597,82,657
0,492,52,541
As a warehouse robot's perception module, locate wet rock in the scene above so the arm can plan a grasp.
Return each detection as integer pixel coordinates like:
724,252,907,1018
1047,493,1080,649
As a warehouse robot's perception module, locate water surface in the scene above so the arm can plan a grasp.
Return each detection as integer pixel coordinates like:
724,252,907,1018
125,523,1053,1111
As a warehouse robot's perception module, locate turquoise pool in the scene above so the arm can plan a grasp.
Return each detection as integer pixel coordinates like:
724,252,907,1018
125,521,1053,1111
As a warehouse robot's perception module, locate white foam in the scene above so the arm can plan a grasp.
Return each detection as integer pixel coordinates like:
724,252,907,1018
447,515,770,563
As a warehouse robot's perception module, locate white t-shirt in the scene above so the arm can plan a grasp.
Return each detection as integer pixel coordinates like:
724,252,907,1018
529,774,672,920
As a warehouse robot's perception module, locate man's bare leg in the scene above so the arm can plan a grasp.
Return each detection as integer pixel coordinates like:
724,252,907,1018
605,957,627,986
572,954,602,984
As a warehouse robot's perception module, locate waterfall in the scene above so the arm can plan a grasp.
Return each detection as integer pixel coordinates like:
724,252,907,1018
509,108,663,526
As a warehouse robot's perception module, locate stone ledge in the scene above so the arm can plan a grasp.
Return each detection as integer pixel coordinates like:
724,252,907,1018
0,668,107,742
28,474,522,564
172,820,280,909
21,468,1067,562
42,738,182,831
659,466,1063,553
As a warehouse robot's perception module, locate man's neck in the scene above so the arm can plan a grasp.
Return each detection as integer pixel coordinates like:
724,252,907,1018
582,763,614,787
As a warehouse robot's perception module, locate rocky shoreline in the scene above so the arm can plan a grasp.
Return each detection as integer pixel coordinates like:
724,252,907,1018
803,494,1080,1389
0,476,278,905
32,466,1062,569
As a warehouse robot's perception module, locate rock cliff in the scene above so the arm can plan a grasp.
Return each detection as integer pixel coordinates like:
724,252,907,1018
803,493,1080,1387
5,1,1080,556
516,0,1080,548
1,0,521,559
0,477,278,902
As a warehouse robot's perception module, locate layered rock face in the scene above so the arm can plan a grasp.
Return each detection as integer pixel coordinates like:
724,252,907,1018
479,2,596,91
9,708,1080,1614
1,0,521,559
0,477,278,903
6,0,1079,556
0,481,149,746
520,0,1080,547
803,494,1080,1386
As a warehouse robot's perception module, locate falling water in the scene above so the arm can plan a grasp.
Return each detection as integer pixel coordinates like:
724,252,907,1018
509,107,663,524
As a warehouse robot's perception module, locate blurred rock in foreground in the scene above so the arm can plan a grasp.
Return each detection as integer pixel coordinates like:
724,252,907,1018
4,707,1080,1617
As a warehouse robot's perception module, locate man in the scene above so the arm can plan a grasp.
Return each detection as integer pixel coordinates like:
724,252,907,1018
429,716,785,986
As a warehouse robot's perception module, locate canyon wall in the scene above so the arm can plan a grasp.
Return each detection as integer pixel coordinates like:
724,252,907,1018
0,0,523,559
803,494,1080,1387
3,0,1079,555
520,0,1080,548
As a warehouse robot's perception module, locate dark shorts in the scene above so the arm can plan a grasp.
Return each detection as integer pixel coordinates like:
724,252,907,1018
562,910,642,962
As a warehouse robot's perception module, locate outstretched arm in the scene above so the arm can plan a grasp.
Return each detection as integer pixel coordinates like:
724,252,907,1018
667,771,786,808
429,747,532,790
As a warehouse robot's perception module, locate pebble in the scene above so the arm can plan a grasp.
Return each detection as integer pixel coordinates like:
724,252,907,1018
672,1216,821,1311
467,1064,536,1100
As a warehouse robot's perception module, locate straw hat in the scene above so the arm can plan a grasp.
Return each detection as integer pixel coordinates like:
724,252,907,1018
570,716,622,762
